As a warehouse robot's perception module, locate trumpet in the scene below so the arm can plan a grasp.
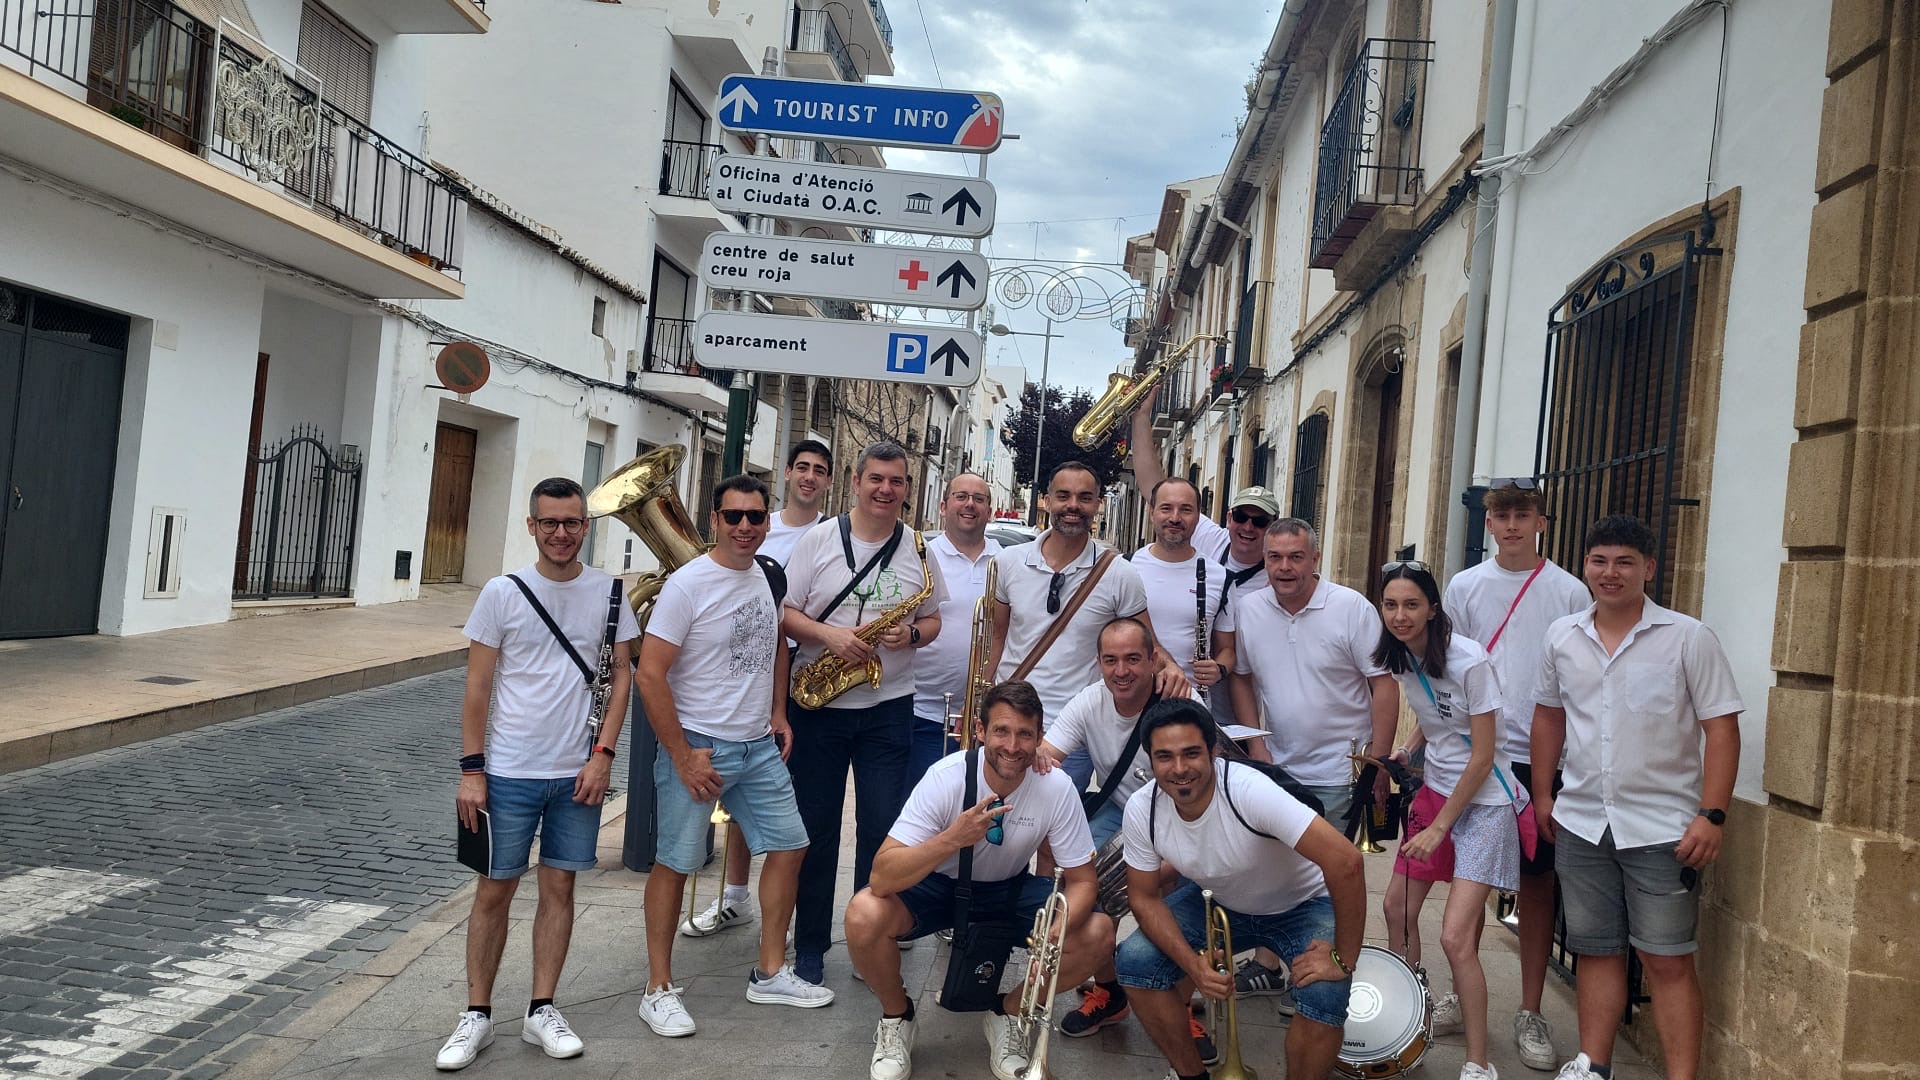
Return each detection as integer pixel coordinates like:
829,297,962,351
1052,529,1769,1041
1202,889,1258,1080
1349,737,1386,854
946,559,998,751
1015,868,1069,1080
1073,333,1226,448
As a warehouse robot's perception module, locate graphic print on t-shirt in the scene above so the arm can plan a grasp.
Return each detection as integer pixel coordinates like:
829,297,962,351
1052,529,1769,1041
728,596,777,677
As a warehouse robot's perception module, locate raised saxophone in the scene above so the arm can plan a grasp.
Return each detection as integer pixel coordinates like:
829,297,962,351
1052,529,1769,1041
791,531,935,710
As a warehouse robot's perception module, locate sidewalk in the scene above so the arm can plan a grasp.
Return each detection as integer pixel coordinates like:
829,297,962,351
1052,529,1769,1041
230,797,1663,1080
0,586,476,774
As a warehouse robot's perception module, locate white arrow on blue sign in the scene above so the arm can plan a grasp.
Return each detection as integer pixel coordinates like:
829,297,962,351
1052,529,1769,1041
694,311,983,388
715,74,1004,153
699,234,988,311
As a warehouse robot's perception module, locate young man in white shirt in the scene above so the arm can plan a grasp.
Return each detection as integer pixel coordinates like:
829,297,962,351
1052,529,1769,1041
438,478,640,1071
988,461,1188,789
845,681,1115,1080
910,472,1001,784
1130,478,1237,697
1442,478,1591,1067
1532,514,1742,1080
635,475,832,1039
685,439,832,941
782,442,947,985
1116,699,1366,1080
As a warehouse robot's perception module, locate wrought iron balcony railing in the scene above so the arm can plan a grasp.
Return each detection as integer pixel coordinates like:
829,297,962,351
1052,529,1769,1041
791,6,866,82
2,0,470,273
660,139,722,198
1217,280,1271,396
1309,38,1433,270
867,0,892,49
644,315,732,390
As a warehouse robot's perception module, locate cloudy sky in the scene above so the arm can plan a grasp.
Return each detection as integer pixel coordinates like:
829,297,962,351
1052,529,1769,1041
873,1,1283,393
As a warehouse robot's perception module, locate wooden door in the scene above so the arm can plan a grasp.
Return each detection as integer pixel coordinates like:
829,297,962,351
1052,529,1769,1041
1364,368,1403,602
423,423,476,583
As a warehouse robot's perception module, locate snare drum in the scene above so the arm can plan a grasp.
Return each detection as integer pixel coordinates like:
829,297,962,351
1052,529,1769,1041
1334,945,1431,1078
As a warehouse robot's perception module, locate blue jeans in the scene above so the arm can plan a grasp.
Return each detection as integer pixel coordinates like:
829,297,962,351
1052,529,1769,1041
1117,882,1348,1027
654,731,809,874
906,714,957,792
483,774,602,878
787,694,913,956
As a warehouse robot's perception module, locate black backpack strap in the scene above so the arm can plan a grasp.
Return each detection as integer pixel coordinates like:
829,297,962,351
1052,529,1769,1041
754,555,788,607
506,574,593,685
955,747,979,935
1219,759,1281,842
1217,560,1262,613
1082,690,1160,819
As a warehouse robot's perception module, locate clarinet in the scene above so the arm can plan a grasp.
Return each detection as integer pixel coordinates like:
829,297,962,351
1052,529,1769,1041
586,634,613,757
1193,558,1210,703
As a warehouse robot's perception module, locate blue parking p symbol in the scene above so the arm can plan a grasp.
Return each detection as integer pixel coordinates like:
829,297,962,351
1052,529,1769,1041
887,333,929,374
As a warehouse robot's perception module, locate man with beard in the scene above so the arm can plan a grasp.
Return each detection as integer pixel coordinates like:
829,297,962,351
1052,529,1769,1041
683,439,832,940
988,461,1188,789
909,472,1002,784
845,680,1115,1080
782,442,947,985
1130,478,1237,697
1118,699,1366,1080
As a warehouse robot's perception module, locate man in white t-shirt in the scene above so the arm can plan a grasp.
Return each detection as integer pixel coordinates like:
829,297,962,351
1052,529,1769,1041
686,439,832,941
781,442,947,985
1441,478,1591,1066
635,475,832,1038
437,478,641,1072
988,461,1188,789
1130,478,1237,699
1531,514,1742,1080
1116,700,1366,1080
910,472,1001,784
845,681,1115,1080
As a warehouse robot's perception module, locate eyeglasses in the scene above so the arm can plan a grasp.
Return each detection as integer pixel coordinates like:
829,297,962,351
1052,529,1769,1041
1380,559,1431,574
535,517,588,535
1230,510,1272,528
1489,476,1538,491
1046,571,1067,614
985,798,1005,845
718,508,768,526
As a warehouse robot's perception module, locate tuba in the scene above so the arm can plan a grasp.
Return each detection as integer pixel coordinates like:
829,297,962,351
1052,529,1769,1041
586,445,708,628
1072,333,1227,449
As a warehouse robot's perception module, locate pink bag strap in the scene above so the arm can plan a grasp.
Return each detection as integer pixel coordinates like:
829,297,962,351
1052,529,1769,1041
1486,561,1547,653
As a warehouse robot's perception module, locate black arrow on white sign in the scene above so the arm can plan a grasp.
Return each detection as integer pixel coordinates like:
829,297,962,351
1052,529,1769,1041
932,338,972,377
942,188,983,226
936,260,977,300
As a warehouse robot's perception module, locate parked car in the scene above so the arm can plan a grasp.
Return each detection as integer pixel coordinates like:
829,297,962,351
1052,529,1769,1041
984,522,1039,548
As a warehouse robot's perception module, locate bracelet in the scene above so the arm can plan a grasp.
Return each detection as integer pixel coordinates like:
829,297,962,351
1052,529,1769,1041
459,752,485,774
1330,947,1353,976
593,745,616,760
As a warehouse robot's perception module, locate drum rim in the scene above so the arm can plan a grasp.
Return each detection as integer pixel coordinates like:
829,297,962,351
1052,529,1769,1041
1337,944,1429,1061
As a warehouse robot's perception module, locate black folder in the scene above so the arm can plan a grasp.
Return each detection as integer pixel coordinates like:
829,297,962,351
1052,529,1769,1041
457,809,492,875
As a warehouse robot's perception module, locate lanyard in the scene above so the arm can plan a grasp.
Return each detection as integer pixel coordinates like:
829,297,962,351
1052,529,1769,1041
1412,664,1522,806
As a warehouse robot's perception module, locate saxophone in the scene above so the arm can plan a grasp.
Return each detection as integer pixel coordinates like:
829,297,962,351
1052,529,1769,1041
790,530,935,710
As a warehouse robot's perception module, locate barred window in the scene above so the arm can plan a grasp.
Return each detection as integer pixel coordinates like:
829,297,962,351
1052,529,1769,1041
1290,412,1328,529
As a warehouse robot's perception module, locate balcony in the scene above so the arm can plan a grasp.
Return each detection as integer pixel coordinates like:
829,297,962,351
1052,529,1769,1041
1308,39,1433,287
1215,281,1270,397
789,6,868,82
639,315,732,413
660,139,721,199
380,0,490,35
654,137,740,250
0,0,467,299
1149,364,1187,434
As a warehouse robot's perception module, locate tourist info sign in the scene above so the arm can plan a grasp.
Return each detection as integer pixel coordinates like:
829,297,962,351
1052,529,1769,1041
715,74,1004,153
699,234,988,311
706,155,995,238
693,311,984,389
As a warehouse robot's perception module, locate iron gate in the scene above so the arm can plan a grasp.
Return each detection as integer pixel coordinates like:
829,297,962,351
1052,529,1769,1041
235,424,363,599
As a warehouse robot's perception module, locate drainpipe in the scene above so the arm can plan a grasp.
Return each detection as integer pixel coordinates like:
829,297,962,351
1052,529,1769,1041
1443,0,1519,576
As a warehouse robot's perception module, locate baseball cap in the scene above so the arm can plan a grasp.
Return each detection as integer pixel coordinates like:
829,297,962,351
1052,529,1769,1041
1228,486,1280,517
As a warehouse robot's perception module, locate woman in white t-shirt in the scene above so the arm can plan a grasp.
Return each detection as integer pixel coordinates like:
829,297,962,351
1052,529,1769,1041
1373,562,1524,1080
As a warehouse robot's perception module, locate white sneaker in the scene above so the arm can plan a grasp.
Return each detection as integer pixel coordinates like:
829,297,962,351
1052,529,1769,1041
1555,1054,1600,1079
747,965,836,1008
681,895,755,937
434,1011,493,1070
983,1011,1032,1080
639,983,697,1037
519,1004,584,1058
1515,1009,1557,1070
897,935,915,950
1461,1063,1499,1080
1431,991,1463,1035
871,1014,916,1080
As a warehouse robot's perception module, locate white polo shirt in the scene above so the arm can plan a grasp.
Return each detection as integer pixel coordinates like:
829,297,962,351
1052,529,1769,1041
1445,558,1590,764
1232,579,1388,785
889,751,1094,881
1536,601,1745,848
992,532,1149,719
1129,546,1238,684
912,533,1003,725
784,517,947,710
1122,758,1327,917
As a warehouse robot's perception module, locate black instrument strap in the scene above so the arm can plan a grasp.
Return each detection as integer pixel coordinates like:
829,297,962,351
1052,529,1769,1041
813,515,903,623
1149,758,1280,846
1215,553,1262,613
955,746,980,936
1082,690,1160,819
506,573,594,685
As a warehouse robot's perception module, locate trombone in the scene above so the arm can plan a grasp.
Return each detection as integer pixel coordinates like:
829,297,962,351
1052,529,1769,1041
1202,889,1257,1080
1016,868,1069,1079
683,802,732,917
946,559,998,752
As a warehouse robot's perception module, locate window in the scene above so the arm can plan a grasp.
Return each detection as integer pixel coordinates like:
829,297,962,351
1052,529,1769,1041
297,1,373,126
1249,439,1272,488
1291,412,1329,529
592,297,607,337
665,80,707,142
582,441,604,565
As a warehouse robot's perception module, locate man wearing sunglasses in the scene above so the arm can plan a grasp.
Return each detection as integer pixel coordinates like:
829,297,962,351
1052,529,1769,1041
438,478,641,1071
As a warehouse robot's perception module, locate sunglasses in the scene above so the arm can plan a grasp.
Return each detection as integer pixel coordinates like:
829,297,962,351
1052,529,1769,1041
1046,571,1066,615
718,509,768,526
1230,510,1272,528
985,798,1005,845
1489,476,1538,491
1380,559,1431,574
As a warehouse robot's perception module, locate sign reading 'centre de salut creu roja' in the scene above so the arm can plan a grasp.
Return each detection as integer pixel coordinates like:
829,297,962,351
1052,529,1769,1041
714,75,1004,153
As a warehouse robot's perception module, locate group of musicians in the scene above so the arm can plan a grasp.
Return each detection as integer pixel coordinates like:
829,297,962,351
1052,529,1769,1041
442,420,1743,1080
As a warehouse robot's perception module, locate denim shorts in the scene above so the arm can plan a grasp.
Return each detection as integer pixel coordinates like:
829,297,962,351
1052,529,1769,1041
1555,826,1699,956
894,871,1053,940
485,774,603,878
1087,797,1127,850
1305,784,1353,830
1116,882,1349,1028
654,731,809,875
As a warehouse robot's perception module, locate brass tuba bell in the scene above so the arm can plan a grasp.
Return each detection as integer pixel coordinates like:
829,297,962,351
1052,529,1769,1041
586,445,709,626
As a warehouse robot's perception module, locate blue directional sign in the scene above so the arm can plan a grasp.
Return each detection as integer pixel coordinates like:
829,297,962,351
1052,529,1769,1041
715,75,1004,153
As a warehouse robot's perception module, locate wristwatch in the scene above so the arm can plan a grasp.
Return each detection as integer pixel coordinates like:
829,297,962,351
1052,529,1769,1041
1697,807,1726,826
908,623,922,646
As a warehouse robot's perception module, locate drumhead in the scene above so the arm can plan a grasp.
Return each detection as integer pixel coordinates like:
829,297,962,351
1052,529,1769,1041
1338,945,1428,1063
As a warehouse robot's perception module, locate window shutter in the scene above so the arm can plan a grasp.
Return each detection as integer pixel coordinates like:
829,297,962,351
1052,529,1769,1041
297,1,373,125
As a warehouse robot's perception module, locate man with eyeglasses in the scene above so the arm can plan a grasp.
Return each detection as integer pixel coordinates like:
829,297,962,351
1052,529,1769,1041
845,680,1114,1080
683,439,833,942
438,478,640,1071
987,461,1186,790
781,442,948,985
909,472,1002,785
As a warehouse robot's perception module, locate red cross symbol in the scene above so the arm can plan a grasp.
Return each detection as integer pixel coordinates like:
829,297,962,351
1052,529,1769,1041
898,259,929,291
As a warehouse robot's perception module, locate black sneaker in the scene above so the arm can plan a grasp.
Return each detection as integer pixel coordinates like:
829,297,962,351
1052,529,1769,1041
1059,985,1131,1037
1189,1014,1219,1067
